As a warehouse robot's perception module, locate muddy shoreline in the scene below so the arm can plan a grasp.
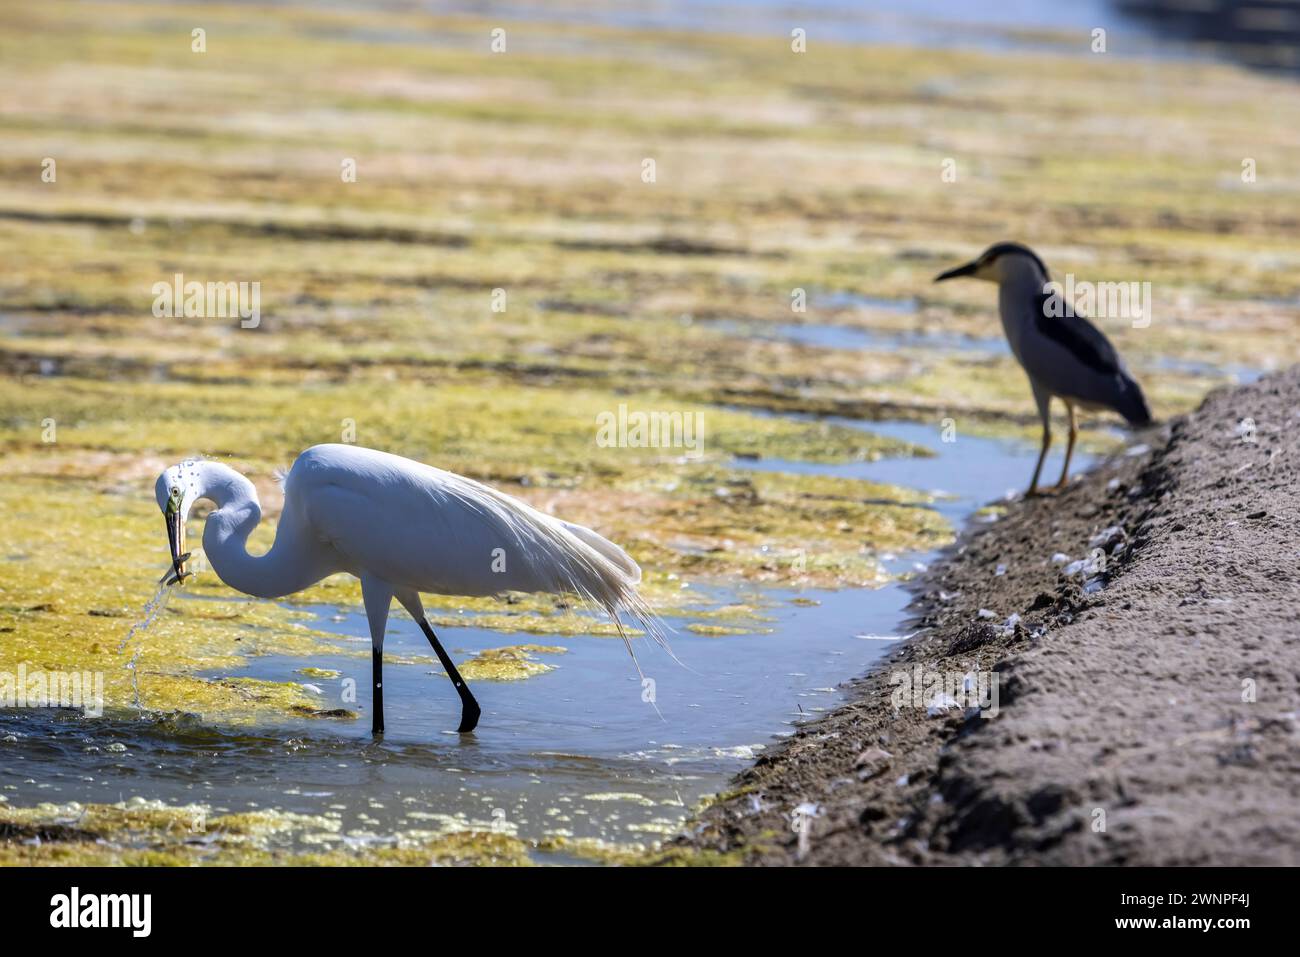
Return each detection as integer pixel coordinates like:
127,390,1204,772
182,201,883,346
677,368,1300,865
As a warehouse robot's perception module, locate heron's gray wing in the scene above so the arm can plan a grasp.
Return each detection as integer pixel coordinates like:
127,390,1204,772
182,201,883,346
1033,291,1121,375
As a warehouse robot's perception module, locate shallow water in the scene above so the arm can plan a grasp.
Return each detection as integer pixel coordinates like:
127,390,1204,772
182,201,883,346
753,316,1262,383
0,586,910,855
737,417,1089,522
775,321,1003,357
434,0,1184,60
0,413,1091,859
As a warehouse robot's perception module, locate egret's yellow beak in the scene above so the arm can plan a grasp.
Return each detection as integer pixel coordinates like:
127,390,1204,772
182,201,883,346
162,496,192,586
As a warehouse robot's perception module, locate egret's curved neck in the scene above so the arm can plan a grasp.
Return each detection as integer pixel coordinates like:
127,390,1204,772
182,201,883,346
192,462,330,600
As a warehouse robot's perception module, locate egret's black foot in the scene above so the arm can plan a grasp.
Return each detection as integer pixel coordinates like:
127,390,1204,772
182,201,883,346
417,617,482,734
457,699,481,734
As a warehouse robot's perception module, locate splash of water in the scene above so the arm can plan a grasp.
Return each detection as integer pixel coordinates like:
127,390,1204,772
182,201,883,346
119,581,176,711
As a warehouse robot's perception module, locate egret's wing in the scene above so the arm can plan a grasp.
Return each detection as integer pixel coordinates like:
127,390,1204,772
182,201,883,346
560,519,640,584
290,445,664,650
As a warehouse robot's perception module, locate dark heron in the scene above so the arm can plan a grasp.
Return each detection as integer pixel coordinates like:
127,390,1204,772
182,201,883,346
936,242,1153,494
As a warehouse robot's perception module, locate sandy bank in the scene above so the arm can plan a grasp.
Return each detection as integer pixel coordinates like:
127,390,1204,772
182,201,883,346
678,368,1300,865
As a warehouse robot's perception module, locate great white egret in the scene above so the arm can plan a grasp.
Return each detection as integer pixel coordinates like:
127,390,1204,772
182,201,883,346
154,444,660,733
935,242,1152,494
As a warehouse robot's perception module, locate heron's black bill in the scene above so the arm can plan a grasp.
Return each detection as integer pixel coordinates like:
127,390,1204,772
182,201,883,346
934,261,978,282
161,509,192,585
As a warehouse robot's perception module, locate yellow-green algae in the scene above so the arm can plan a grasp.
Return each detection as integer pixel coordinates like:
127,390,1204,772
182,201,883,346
297,666,342,680
685,623,767,637
0,477,349,723
536,835,747,867
455,644,566,681
0,798,739,866
0,799,533,866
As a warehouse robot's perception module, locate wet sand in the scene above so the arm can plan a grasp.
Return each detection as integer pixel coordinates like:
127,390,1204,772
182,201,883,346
678,367,1300,865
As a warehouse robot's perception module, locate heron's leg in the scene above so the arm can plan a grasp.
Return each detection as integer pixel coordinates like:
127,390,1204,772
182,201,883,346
361,576,394,735
396,590,482,734
1055,403,1078,489
1028,386,1053,496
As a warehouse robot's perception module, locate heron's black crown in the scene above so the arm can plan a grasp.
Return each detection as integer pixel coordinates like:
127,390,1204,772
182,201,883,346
981,242,1049,278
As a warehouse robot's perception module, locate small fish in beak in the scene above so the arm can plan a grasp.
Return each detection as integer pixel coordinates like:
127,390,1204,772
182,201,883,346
161,487,192,586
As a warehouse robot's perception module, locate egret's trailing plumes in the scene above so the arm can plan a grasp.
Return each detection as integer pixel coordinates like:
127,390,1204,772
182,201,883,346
935,242,1153,494
154,444,662,733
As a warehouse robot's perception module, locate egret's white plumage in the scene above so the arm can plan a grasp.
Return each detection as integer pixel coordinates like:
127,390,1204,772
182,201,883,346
154,444,662,732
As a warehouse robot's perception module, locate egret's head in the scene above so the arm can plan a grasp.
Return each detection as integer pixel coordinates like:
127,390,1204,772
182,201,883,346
154,460,202,585
934,242,1049,285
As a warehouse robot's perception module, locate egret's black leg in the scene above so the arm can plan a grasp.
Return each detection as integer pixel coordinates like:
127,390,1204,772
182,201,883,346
417,618,481,733
372,647,385,735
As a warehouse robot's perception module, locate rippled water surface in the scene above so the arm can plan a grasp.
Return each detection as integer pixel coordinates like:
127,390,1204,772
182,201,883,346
1,409,1094,858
